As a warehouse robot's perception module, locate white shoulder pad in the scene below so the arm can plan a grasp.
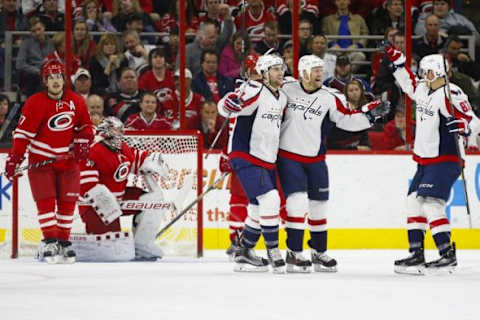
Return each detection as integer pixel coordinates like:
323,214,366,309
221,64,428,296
323,86,347,105
83,184,122,225
240,80,263,101
282,76,298,85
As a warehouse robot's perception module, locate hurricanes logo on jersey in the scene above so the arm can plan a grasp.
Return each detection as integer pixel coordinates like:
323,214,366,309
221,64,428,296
114,162,131,182
48,112,75,131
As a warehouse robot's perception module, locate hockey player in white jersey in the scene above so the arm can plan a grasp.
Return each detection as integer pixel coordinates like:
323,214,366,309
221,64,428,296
383,45,480,274
279,55,391,273
218,52,288,273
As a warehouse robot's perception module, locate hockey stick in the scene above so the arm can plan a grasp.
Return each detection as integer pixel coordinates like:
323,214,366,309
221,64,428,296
156,171,230,239
1,155,72,178
442,55,472,228
0,86,21,140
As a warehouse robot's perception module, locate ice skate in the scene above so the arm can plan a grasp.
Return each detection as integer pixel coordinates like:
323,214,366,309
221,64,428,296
37,239,60,264
267,248,286,274
394,248,426,275
226,238,239,262
233,246,269,272
311,249,337,272
424,243,457,275
286,250,312,273
58,240,76,264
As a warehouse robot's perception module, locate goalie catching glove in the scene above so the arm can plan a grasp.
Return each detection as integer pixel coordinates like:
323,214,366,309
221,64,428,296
140,152,169,179
361,100,391,123
83,184,122,225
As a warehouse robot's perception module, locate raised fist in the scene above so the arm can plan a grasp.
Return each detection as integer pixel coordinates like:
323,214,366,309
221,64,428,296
223,92,242,114
384,43,405,69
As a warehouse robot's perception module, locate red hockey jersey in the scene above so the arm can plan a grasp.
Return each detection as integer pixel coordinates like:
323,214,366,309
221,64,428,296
124,112,172,130
79,141,149,202
234,9,276,43
12,89,93,164
138,70,177,104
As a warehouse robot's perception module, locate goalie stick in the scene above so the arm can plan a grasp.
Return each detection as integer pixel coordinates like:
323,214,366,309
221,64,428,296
156,171,230,238
442,55,472,228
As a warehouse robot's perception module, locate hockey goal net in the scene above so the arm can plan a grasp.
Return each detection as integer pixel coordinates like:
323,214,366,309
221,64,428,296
0,130,203,258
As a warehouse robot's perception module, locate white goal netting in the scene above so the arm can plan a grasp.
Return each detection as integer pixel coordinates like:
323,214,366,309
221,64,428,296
0,131,203,258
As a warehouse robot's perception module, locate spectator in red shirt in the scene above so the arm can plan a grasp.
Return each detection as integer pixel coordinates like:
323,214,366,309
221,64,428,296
191,49,234,103
187,99,227,150
72,20,97,68
234,0,276,43
138,46,176,104
173,68,205,128
125,91,172,131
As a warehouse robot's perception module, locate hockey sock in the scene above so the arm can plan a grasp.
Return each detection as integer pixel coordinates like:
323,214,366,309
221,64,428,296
261,225,279,249
36,198,57,240
286,228,304,252
241,224,261,249
309,231,327,252
407,229,425,251
56,201,75,241
433,231,452,256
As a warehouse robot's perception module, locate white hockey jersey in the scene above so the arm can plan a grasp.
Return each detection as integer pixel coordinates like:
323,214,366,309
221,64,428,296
279,81,372,162
392,66,480,164
218,80,287,168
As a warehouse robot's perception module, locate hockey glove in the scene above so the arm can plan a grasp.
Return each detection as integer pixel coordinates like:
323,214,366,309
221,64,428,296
219,153,232,173
73,131,92,160
446,117,471,137
223,92,243,114
384,44,406,72
4,152,25,181
361,100,391,123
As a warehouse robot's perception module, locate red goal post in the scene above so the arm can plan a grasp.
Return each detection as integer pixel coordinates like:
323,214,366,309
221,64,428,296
2,130,204,259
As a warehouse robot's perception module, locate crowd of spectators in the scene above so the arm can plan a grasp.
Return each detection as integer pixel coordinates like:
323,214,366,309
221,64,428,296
0,0,479,151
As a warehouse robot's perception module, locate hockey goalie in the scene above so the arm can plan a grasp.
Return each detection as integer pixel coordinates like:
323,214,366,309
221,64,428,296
74,116,171,262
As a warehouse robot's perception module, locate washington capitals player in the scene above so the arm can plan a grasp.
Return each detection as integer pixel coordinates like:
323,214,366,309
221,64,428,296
218,52,287,272
279,55,390,273
4,61,94,264
384,46,480,274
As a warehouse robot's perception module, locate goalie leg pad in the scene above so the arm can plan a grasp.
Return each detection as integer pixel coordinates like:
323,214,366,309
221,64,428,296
134,192,166,259
70,232,135,262
83,184,122,225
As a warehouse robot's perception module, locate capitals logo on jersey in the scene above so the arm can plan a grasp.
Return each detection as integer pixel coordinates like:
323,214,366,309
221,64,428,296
417,97,434,121
287,96,323,120
261,104,283,128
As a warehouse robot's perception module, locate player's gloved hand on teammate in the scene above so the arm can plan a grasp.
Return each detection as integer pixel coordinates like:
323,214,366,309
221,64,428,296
446,117,471,137
73,131,92,160
223,92,243,114
219,153,232,173
361,100,391,123
383,42,405,71
4,152,25,181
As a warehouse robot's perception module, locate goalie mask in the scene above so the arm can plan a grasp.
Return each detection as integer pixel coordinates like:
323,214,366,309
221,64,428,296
97,116,124,152
418,54,448,83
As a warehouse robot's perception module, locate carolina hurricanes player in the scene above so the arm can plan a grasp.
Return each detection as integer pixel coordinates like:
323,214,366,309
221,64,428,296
222,53,259,259
218,52,287,272
77,117,169,261
4,61,94,264
383,46,480,274
279,55,390,273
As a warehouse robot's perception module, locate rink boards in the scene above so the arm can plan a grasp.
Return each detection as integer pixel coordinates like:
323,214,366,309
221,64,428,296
0,152,479,250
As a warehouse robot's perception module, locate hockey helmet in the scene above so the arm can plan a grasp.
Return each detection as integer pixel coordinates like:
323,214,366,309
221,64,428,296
42,61,65,82
255,50,285,77
418,54,448,81
298,55,324,79
97,116,125,152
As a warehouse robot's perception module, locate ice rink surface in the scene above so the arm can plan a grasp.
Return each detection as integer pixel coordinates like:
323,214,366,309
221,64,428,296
1,249,479,320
